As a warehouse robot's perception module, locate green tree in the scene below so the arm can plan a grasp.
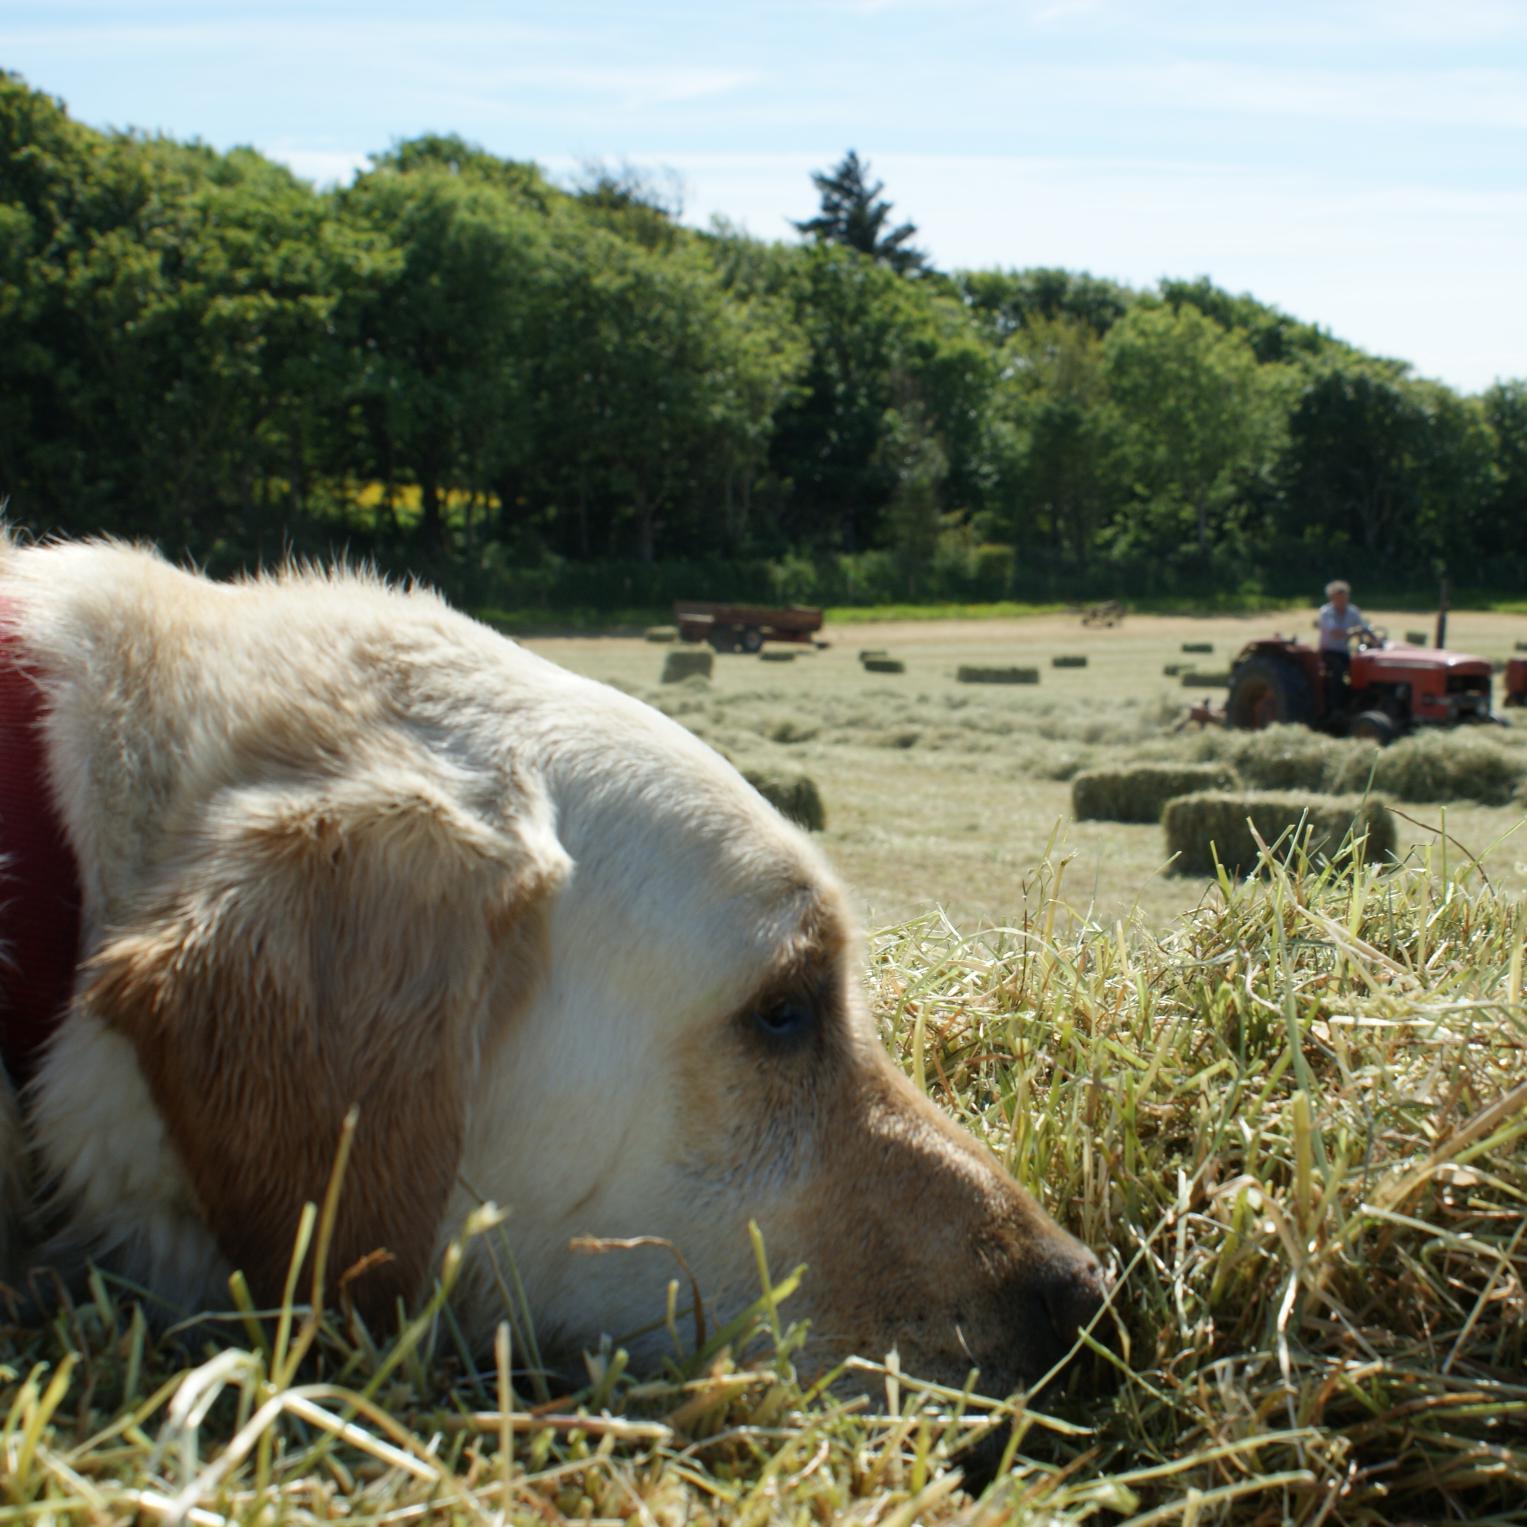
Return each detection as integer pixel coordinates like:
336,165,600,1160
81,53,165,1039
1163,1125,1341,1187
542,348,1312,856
1104,303,1288,558
341,160,547,549
793,150,927,275
1279,361,1498,574
997,316,1116,568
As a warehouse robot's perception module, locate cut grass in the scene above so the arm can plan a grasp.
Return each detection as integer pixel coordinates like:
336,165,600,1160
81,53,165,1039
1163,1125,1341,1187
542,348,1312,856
4,846,1522,1522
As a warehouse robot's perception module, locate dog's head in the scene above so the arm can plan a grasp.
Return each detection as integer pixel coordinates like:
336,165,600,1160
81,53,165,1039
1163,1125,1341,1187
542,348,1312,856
451,666,1108,1396
73,578,1104,1396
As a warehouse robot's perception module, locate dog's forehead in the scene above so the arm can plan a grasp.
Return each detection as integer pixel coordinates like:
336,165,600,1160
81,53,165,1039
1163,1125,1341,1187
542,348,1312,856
510,666,856,988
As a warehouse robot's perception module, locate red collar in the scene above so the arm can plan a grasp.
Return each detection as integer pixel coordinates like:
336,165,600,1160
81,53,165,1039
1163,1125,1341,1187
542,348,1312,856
0,602,83,1087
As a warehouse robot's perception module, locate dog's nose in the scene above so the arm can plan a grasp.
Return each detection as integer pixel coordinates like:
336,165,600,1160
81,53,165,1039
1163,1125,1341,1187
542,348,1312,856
1040,1247,1110,1356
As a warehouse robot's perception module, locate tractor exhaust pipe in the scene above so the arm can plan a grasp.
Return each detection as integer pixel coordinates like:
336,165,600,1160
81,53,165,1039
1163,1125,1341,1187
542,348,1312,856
1435,573,1449,650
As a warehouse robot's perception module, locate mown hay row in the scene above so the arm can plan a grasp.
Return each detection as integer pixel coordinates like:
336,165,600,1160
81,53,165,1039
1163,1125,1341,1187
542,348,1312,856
957,665,1039,684
1051,654,1088,668
1164,790,1396,875
742,768,826,831
661,649,713,683
1328,728,1526,806
1222,724,1355,792
1072,763,1237,823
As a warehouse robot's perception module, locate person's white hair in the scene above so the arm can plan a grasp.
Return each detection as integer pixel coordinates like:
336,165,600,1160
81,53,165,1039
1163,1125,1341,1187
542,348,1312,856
1325,580,1350,598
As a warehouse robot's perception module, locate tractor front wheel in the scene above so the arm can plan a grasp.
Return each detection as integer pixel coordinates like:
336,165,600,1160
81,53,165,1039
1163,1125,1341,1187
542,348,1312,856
1226,654,1316,730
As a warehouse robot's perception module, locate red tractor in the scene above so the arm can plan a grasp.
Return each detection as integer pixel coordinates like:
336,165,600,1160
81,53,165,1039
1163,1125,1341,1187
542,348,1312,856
1223,629,1503,744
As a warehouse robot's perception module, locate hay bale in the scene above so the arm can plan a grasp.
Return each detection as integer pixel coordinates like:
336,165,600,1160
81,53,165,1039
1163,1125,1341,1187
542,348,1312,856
1179,670,1231,688
1164,791,1396,876
862,656,906,674
1405,629,1430,646
1051,654,1088,668
759,650,795,663
661,649,713,684
1516,640,1527,653
1181,641,1214,654
957,665,1039,685
742,768,826,831
644,625,679,643
1072,763,1237,823
1329,729,1526,806
1229,726,1352,792
1162,663,1182,677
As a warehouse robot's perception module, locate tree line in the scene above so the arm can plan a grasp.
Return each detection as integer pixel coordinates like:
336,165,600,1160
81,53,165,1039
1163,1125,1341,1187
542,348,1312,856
3,72,1524,612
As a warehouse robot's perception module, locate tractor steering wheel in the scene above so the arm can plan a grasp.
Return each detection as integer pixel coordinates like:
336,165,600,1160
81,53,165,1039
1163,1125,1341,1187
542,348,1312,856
1354,625,1388,651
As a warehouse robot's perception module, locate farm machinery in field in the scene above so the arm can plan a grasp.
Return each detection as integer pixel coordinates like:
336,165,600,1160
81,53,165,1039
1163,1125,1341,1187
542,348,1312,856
673,601,825,653
1196,627,1516,743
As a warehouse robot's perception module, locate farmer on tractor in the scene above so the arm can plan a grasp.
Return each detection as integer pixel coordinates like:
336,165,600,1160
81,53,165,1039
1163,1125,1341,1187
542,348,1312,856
1317,580,1376,714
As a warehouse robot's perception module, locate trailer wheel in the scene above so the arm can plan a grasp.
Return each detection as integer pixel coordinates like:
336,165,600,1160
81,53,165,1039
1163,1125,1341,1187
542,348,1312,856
1350,710,1398,746
1226,654,1315,730
740,626,764,654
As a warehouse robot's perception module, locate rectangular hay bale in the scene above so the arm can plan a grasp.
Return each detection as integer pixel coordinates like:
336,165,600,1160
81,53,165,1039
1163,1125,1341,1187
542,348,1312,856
957,665,1039,684
1163,790,1396,876
661,649,714,683
1072,763,1238,823
1179,670,1231,687
1051,654,1088,668
1181,641,1214,653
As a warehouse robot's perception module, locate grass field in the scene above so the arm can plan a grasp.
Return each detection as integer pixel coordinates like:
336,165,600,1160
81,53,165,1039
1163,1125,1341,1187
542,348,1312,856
4,607,1524,1524
527,605,1527,930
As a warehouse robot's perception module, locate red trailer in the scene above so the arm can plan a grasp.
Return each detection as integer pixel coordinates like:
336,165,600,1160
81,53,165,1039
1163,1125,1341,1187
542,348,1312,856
673,601,825,654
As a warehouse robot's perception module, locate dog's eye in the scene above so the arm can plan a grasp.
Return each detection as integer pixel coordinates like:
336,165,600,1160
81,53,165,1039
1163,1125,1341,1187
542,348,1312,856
751,998,815,1043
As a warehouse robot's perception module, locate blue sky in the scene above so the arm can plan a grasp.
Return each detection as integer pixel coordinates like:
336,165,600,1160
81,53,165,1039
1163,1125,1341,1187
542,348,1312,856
6,1,1525,393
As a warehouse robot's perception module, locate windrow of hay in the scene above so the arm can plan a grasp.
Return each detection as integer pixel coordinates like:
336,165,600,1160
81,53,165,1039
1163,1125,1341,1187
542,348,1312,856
1071,762,1237,823
661,648,713,683
957,665,1039,684
1163,788,1396,873
1332,727,1527,805
741,767,827,830
1189,723,1527,804
6,851,1520,1524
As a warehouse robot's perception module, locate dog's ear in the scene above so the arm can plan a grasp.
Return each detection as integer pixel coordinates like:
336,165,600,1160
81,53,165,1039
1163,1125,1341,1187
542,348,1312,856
81,771,569,1320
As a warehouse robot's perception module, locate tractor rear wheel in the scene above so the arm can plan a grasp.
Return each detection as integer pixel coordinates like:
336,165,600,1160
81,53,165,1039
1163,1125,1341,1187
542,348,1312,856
1350,710,1398,746
1226,654,1316,730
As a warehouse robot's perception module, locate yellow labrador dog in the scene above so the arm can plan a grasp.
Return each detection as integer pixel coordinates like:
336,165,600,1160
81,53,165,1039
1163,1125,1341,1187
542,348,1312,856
0,536,1105,1394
